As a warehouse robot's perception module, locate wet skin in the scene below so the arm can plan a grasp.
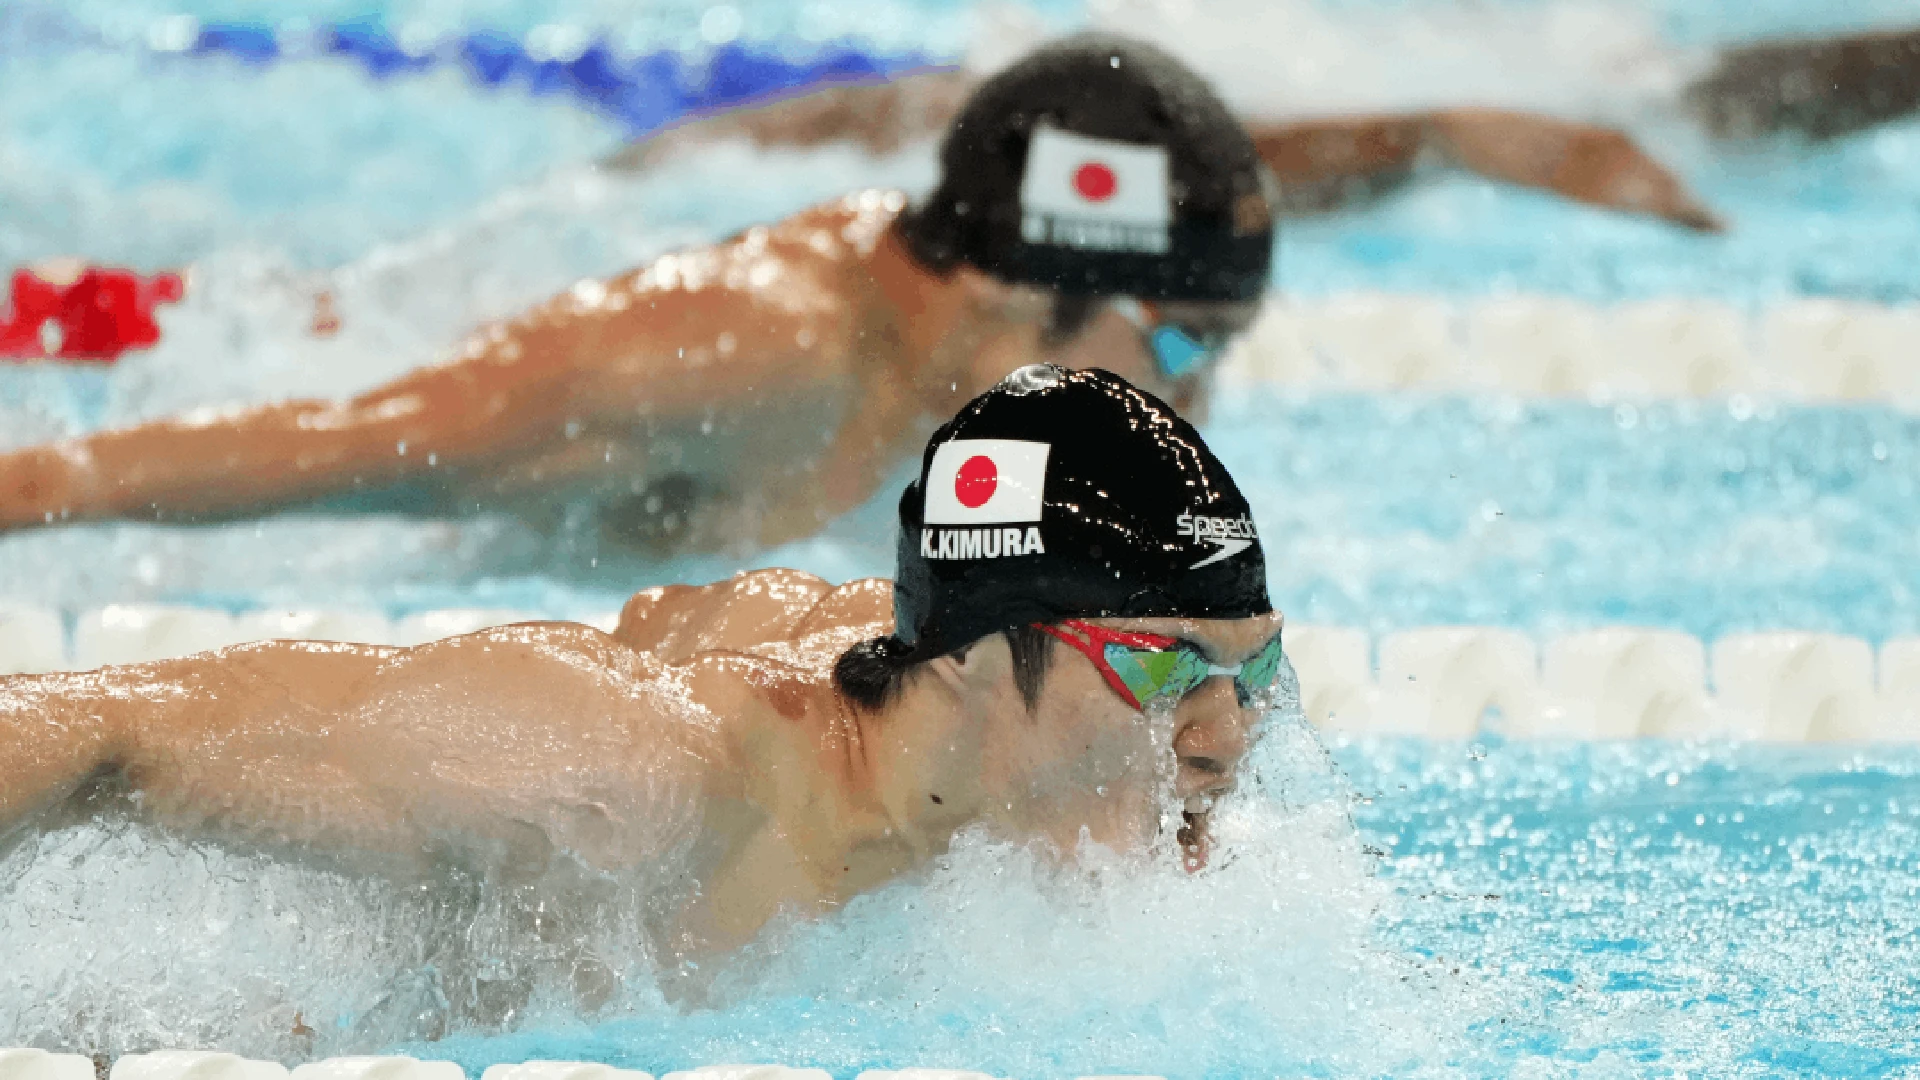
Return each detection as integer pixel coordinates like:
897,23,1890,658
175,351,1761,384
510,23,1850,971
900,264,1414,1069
0,197,1250,556
0,569,1280,958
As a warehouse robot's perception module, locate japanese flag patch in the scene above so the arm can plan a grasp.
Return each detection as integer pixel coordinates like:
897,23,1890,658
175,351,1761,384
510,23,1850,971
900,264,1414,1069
1019,125,1172,255
922,439,1051,524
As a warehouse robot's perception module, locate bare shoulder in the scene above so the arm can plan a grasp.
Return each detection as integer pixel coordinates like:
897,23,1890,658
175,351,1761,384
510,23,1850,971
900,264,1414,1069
614,568,837,659
674,642,860,799
757,191,910,261
791,576,893,640
614,572,894,668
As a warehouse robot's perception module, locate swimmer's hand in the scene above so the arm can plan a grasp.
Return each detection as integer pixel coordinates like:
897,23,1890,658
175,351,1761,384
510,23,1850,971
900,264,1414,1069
1425,109,1725,233
1252,111,1725,233
1687,26,1920,141
0,445,81,531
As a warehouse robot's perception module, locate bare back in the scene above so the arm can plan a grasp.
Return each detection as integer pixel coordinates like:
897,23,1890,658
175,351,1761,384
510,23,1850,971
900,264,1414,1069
0,572,898,950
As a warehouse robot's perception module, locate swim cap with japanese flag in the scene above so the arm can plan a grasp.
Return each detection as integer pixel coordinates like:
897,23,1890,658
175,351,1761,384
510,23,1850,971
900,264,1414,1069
901,32,1273,302
1019,127,1172,254
892,364,1271,661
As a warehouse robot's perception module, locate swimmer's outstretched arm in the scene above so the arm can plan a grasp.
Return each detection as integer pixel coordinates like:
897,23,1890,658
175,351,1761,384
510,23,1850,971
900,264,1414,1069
1688,25,1920,140
0,624,728,860
602,69,972,170
598,67,1720,231
1248,112,1723,232
0,226,849,531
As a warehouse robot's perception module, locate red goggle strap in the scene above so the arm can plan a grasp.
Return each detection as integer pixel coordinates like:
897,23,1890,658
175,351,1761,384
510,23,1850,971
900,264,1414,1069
1059,618,1180,651
1033,620,1181,711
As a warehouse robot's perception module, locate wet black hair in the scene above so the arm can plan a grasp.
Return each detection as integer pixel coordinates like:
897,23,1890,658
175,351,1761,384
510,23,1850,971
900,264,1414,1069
834,625,1055,713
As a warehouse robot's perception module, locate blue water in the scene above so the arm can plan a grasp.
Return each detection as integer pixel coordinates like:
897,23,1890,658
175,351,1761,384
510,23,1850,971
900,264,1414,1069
380,735,1920,1078
4,388,1915,648
7,0,1920,1075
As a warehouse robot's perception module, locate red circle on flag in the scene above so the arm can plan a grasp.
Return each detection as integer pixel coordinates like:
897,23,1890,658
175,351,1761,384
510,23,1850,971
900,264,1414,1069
955,454,998,508
1073,162,1118,202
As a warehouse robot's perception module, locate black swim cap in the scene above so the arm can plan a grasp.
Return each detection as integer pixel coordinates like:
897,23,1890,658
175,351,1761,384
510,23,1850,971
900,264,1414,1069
892,364,1271,660
903,32,1274,303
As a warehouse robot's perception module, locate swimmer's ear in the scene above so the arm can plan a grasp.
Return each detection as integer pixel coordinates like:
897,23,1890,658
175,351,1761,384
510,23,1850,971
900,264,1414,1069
923,641,986,700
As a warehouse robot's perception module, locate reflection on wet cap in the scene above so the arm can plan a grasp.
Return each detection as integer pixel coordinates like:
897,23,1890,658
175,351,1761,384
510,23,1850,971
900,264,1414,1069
892,364,1271,660
903,32,1274,302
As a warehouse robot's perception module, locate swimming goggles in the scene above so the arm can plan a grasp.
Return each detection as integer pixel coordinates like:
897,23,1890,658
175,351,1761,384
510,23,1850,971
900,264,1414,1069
1034,619,1287,711
1111,297,1235,381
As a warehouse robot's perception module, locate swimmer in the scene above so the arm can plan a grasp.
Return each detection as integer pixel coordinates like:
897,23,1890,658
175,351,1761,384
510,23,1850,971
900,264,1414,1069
611,66,1723,231
0,365,1286,963
628,23,1920,209
0,34,1272,558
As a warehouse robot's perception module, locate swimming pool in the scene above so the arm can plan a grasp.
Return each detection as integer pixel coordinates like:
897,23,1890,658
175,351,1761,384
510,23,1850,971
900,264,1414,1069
5,0,1920,1075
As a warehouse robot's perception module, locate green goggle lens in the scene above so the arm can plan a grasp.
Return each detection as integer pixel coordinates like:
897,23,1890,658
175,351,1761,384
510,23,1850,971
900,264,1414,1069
1102,632,1287,708
1233,633,1288,707
1104,641,1212,706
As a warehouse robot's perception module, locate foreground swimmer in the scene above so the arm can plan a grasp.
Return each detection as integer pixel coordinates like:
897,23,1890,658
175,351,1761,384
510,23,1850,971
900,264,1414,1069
0,365,1285,961
0,34,1271,558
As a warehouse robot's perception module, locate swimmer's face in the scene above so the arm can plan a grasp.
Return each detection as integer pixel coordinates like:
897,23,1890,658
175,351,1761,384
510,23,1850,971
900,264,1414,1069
1048,298,1262,416
937,270,1258,414
970,612,1282,870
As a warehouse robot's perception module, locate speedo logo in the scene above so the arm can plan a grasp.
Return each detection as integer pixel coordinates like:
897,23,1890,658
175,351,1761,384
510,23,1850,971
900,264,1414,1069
1177,512,1258,570
921,526,1046,560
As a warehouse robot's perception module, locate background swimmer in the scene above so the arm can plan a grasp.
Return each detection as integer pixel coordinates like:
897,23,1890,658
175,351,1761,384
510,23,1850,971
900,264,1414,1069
0,366,1282,964
611,62,1723,232
0,35,1269,560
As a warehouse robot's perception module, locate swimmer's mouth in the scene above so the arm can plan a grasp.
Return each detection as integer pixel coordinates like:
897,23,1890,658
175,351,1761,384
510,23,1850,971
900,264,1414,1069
1178,797,1212,873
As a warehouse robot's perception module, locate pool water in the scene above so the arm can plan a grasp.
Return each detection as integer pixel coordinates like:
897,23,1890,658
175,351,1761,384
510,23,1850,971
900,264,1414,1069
5,0,1920,1075
9,723,1917,1077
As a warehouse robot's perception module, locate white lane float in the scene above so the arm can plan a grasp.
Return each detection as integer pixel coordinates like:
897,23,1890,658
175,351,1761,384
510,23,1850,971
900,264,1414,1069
482,1064,652,1080
289,1058,464,1080
389,609,543,646
0,1050,94,1080
1282,624,1374,731
1306,293,1461,390
854,1071,1005,1080
1465,294,1607,398
1540,629,1710,739
0,603,63,676
1881,637,1920,741
113,1052,288,1080
1375,627,1545,738
232,608,397,646
71,604,250,668
660,1068,832,1080
1608,298,1752,398
1711,632,1879,741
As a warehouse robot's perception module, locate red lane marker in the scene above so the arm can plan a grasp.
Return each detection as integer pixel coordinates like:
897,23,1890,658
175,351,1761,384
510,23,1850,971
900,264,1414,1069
0,267,186,364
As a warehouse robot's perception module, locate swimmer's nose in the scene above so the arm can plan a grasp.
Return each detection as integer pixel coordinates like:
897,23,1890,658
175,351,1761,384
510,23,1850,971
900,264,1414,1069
1173,677,1251,797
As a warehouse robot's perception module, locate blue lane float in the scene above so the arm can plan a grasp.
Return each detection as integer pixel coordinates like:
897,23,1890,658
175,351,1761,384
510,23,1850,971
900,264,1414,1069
184,18,948,137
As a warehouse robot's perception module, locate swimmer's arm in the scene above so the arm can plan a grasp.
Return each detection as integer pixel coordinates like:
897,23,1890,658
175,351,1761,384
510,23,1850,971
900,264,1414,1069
602,69,972,169
1687,26,1920,140
1248,112,1723,231
0,626,723,857
0,334,584,528
0,246,846,530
